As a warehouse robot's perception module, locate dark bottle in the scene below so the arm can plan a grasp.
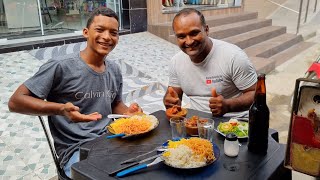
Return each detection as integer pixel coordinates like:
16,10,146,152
248,73,270,154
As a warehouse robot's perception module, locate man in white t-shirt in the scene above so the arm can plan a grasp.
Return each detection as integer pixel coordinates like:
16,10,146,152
163,8,257,118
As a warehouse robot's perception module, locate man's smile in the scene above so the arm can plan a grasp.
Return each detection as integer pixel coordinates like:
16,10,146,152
97,42,113,48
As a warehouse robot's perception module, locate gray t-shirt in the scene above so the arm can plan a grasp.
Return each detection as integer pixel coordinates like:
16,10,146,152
24,52,122,168
169,38,257,118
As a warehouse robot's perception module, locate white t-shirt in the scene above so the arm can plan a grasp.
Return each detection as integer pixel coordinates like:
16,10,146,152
168,38,257,118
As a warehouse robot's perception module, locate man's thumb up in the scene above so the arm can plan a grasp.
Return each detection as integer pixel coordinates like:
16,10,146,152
168,87,178,98
211,88,218,97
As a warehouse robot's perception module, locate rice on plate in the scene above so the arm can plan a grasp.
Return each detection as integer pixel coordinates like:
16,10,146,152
163,137,215,168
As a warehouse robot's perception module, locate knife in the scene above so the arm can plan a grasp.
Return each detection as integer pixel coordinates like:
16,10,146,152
109,153,163,176
116,156,164,177
213,128,226,137
120,141,170,165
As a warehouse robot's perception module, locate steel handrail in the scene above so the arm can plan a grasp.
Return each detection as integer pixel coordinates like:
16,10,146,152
267,0,299,13
267,0,318,34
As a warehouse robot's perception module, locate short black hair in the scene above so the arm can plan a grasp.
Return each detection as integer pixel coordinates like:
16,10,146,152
172,8,206,29
86,7,119,28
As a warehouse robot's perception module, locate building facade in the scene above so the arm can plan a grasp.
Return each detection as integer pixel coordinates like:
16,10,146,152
0,0,242,53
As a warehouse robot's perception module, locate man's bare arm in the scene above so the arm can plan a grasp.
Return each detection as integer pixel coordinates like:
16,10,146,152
8,84,65,116
8,84,101,122
112,101,129,115
225,83,256,112
209,83,256,116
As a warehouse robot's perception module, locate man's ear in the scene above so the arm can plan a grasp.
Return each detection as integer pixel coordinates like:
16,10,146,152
83,28,89,39
205,25,209,35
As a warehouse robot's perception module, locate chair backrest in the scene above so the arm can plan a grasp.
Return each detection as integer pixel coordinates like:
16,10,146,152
38,116,70,180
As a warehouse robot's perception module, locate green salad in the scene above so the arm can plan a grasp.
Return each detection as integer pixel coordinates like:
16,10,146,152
217,119,249,138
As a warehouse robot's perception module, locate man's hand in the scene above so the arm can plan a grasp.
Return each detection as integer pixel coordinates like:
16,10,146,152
164,87,181,108
62,102,102,122
124,103,143,115
209,88,228,117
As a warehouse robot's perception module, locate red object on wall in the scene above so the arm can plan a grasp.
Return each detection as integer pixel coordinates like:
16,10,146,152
307,63,320,79
292,115,320,148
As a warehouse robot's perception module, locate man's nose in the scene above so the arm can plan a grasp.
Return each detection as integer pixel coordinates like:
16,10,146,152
102,31,111,40
185,36,194,45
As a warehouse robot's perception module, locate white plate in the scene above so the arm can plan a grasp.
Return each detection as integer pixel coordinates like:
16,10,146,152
162,141,220,169
107,115,159,138
215,120,248,139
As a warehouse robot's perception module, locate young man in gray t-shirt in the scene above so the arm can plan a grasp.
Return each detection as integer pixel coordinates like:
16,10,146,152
8,8,142,178
163,8,257,118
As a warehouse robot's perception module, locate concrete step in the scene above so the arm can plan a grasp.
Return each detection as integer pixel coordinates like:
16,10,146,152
168,18,272,43
270,41,315,67
205,11,259,28
244,33,303,58
223,26,286,49
149,11,259,42
250,56,276,74
210,19,272,39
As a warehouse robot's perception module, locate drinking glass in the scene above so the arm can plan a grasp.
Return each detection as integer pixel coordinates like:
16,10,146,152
170,117,187,140
197,118,215,142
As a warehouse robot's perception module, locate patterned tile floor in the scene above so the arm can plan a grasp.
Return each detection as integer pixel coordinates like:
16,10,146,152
1,31,319,179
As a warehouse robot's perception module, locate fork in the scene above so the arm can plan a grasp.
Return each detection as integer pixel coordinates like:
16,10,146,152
120,145,166,165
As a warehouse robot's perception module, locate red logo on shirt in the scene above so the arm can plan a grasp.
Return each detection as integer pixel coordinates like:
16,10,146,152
206,79,212,84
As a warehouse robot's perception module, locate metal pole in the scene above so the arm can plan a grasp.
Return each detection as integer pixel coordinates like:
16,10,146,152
315,0,318,12
304,0,310,23
36,0,44,35
119,0,122,30
297,0,304,34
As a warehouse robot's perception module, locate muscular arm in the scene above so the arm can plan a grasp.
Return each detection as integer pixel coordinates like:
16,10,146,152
112,101,129,114
112,100,143,115
8,84,101,122
8,84,64,116
163,86,183,109
225,83,256,112
210,83,256,116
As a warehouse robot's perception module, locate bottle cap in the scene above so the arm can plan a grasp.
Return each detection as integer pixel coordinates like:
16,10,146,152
225,133,237,141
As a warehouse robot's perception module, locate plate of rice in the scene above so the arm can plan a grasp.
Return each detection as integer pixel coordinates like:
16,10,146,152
106,114,159,137
162,137,219,169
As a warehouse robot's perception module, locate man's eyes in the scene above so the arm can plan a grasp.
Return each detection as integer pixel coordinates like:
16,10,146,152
190,31,200,36
176,32,200,39
95,29,118,36
110,31,119,36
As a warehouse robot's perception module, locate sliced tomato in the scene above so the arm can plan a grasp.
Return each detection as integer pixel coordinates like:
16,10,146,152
230,122,238,126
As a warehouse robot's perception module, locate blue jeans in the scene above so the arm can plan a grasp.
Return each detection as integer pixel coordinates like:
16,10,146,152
63,150,79,178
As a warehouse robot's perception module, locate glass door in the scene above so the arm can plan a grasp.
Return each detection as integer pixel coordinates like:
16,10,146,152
41,0,85,36
0,0,42,40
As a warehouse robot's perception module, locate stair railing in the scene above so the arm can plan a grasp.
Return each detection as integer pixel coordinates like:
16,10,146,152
267,0,318,34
